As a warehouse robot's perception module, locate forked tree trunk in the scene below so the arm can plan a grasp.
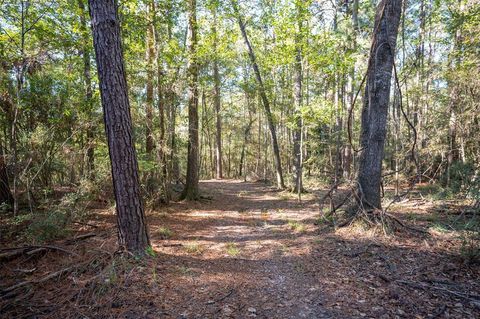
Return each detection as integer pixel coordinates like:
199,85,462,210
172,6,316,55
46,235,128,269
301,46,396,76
88,0,150,253
357,0,403,210
180,0,200,200
233,0,285,189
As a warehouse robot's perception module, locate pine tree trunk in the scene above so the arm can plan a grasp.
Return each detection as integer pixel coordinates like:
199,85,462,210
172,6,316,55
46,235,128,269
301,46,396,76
233,0,285,189
145,1,155,155
180,0,200,200
88,0,150,253
154,2,169,203
213,10,223,179
78,0,95,180
292,2,303,193
357,0,403,211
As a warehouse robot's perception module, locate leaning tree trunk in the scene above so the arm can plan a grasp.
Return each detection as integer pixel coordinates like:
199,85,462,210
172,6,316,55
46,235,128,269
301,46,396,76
180,0,200,200
357,0,403,211
233,0,285,189
88,0,150,253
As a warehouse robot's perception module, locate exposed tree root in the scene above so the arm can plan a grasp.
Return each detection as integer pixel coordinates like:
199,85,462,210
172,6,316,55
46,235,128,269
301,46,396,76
319,182,428,235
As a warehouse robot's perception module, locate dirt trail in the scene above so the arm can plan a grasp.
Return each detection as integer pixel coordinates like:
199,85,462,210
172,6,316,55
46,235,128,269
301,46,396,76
144,180,478,319
149,180,333,318
2,180,479,318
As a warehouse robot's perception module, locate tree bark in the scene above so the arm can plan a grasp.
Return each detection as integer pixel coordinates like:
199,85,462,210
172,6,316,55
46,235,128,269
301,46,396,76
213,12,223,180
180,0,200,200
78,0,95,180
357,0,403,210
88,0,150,253
292,1,304,193
344,0,359,181
233,0,285,189
155,12,169,203
145,1,155,155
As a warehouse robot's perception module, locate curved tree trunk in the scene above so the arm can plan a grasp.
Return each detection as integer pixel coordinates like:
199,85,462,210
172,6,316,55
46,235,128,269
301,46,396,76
88,0,150,253
357,0,403,210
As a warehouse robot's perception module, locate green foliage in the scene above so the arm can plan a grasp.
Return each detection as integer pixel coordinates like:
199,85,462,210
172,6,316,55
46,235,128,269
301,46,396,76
25,210,70,243
447,162,476,194
145,246,157,257
225,242,240,256
184,241,204,254
156,226,173,239
459,231,480,265
288,220,306,232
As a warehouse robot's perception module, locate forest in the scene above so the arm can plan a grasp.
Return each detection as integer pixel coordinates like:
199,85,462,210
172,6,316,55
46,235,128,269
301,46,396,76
0,0,479,318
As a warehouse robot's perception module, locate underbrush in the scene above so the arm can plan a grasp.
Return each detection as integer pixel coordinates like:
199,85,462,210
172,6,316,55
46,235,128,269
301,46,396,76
3,177,110,244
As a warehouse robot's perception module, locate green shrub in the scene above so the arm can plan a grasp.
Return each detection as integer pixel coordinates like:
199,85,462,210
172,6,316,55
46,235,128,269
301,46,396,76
156,226,173,239
25,210,70,242
447,162,475,194
459,231,480,265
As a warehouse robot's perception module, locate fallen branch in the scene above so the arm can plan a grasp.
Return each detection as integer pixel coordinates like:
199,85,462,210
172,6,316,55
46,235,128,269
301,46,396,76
397,280,480,308
64,233,96,244
1,266,75,295
0,245,78,261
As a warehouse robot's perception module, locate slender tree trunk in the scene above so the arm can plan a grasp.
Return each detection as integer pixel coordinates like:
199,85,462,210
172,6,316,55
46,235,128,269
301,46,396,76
344,0,359,181
180,0,200,200
155,3,169,203
88,0,150,253
352,0,359,31
78,0,95,180
145,1,155,155
446,4,463,187
213,10,223,179
292,1,304,193
357,0,403,211
239,119,253,178
233,0,285,189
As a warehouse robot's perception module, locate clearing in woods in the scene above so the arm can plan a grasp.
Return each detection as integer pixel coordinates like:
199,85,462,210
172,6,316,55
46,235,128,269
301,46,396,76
1,180,479,318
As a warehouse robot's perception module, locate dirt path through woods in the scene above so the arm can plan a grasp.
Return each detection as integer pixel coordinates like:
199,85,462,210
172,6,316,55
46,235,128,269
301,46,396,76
2,180,479,318
149,180,332,318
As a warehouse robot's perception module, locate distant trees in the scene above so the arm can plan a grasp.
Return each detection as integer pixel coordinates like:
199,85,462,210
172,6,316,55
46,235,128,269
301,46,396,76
88,0,150,253
0,0,478,225
233,0,285,190
356,0,403,211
